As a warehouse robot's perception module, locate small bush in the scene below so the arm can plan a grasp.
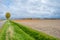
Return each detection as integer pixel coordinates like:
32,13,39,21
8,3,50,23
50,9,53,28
5,12,11,19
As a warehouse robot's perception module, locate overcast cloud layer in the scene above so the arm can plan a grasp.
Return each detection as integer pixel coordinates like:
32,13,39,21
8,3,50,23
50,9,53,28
0,0,60,19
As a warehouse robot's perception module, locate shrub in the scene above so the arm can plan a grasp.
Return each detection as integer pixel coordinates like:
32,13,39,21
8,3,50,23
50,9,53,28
5,12,11,19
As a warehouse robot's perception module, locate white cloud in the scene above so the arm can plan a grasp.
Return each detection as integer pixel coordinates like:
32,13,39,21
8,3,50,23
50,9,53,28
0,0,60,18
41,0,48,3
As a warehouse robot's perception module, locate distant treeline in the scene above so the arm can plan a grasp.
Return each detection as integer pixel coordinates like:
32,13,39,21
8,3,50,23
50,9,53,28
11,18,60,20
0,18,60,20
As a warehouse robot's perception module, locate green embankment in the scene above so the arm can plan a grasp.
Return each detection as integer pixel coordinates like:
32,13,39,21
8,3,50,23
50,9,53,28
0,20,60,40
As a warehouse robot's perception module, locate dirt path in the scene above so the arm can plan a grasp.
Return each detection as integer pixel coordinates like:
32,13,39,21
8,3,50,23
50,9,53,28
6,26,14,40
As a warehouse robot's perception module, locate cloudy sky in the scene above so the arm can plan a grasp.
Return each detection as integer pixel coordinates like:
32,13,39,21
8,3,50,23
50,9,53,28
0,0,60,19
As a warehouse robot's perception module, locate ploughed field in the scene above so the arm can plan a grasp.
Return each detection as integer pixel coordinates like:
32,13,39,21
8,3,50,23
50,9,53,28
14,20,60,38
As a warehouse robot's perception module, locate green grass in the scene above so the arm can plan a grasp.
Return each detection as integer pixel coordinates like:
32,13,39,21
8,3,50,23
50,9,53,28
0,20,60,40
0,20,35,40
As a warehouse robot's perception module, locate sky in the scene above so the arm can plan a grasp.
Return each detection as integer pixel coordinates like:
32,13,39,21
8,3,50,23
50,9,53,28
0,0,60,19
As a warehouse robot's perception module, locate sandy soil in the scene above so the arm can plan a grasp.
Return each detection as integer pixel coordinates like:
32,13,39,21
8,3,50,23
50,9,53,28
14,20,60,38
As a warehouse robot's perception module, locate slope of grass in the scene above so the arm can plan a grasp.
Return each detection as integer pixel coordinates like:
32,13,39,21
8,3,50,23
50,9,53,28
0,20,60,40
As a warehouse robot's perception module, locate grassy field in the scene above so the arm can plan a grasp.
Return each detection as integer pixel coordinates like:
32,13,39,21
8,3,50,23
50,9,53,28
0,20,60,40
